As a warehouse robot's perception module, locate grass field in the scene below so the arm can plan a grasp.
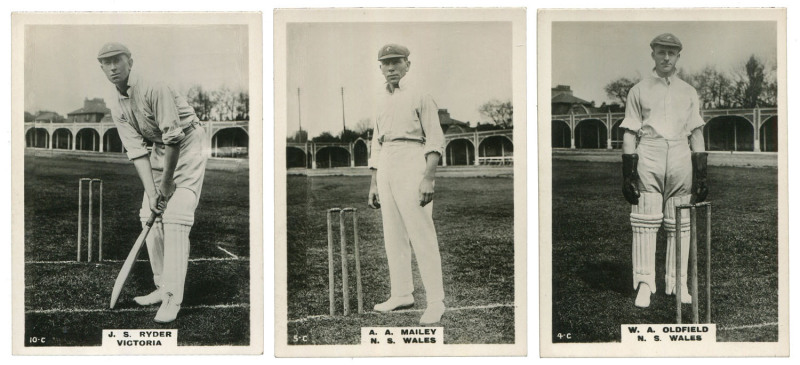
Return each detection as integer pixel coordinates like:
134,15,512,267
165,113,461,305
23,155,250,347
286,174,516,345
551,159,778,343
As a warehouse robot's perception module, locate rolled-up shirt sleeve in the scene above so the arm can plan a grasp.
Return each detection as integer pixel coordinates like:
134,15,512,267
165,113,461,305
368,113,382,169
420,93,444,159
152,84,186,145
686,88,706,133
619,85,642,133
111,106,149,161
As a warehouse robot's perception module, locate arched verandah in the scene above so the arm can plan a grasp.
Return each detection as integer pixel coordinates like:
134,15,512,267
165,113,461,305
574,119,608,149
212,127,249,158
552,120,570,148
759,116,778,152
315,146,350,168
286,146,307,168
353,140,368,166
103,128,124,153
610,119,625,149
26,128,50,148
52,128,72,150
445,138,475,166
704,116,754,152
76,128,100,151
478,135,513,165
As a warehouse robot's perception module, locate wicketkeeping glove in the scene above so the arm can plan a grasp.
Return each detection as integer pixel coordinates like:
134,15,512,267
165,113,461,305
622,154,640,205
691,152,709,203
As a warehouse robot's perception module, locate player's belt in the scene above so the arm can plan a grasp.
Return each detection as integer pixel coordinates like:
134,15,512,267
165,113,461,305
182,123,196,136
639,136,687,142
378,136,425,144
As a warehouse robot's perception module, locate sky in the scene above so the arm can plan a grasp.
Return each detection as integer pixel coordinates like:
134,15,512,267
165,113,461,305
286,21,512,138
24,24,249,116
552,21,778,106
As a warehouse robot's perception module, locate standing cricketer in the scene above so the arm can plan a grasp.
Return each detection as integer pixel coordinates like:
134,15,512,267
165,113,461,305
98,42,208,322
367,44,446,325
620,33,709,308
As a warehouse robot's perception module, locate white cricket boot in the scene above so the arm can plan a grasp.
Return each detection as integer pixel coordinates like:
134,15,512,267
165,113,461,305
134,289,162,306
373,295,414,312
635,283,652,308
680,280,692,304
419,301,445,325
154,292,181,323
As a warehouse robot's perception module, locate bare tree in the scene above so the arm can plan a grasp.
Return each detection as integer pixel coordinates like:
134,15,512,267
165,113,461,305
211,85,236,121
236,91,249,120
354,118,372,134
761,79,778,107
354,118,374,139
287,129,308,143
686,66,735,109
33,110,66,123
186,85,213,121
738,55,765,108
340,128,361,143
603,77,639,107
312,132,339,143
479,100,513,128
730,55,776,108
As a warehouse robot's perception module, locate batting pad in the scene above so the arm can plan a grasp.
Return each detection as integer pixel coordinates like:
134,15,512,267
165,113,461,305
162,188,198,226
664,195,691,295
163,223,191,305
141,220,164,289
630,192,663,293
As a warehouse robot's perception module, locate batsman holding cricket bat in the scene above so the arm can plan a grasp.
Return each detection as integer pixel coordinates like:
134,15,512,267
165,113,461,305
98,42,209,323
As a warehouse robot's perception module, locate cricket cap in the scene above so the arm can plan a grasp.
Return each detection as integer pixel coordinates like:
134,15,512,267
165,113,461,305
650,33,682,51
378,44,410,60
97,42,131,60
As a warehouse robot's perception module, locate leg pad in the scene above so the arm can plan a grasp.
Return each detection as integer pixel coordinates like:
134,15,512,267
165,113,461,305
631,193,663,293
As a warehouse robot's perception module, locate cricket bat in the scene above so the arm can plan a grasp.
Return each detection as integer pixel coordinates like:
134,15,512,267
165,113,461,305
109,212,158,309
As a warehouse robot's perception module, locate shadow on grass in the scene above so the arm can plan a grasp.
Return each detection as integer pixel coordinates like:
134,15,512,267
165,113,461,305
578,261,631,295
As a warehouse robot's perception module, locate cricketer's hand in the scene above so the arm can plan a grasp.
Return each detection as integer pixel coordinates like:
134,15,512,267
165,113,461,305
149,193,167,215
622,154,640,205
368,186,381,209
419,177,434,207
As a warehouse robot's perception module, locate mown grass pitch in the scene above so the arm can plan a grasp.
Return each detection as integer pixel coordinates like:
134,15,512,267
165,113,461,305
23,155,250,347
286,174,516,345
551,159,778,343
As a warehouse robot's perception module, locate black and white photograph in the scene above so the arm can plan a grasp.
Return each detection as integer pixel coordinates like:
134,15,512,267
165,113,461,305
274,8,526,357
538,9,788,356
11,13,263,354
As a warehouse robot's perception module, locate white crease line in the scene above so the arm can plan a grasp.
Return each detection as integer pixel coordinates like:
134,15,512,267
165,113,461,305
719,322,779,331
216,245,239,259
288,302,515,324
190,257,248,262
26,303,249,315
25,257,247,265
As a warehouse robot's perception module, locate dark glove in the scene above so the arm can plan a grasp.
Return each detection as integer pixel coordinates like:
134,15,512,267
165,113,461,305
691,152,709,203
622,154,640,205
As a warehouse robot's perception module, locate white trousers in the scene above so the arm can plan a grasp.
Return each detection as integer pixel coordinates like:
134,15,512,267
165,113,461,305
631,137,692,293
377,142,445,304
139,125,208,304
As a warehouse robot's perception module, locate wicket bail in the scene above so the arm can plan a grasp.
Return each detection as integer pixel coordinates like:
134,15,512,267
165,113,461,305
675,201,712,324
327,207,363,316
77,178,103,262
